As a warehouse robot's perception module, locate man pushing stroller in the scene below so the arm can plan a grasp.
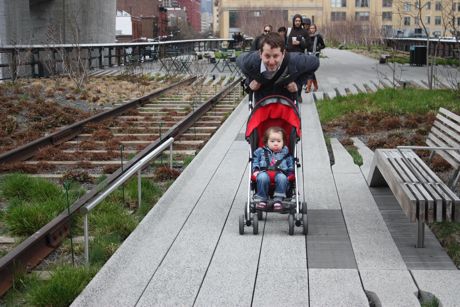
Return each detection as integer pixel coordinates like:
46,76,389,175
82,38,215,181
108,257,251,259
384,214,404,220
238,31,315,235
236,31,319,103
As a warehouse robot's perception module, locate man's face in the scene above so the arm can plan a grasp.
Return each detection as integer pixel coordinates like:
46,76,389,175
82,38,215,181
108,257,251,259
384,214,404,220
294,18,302,28
259,44,285,72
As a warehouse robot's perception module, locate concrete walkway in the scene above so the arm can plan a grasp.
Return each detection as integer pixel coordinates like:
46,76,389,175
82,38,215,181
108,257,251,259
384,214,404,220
73,49,460,306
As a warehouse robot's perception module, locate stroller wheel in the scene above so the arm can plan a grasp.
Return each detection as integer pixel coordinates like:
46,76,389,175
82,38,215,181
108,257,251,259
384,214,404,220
301,202,307,214
257,210,263,221
302,213,308,235
288,214,295,235
244,202,249,220
253,214,259,235
239,214,245,235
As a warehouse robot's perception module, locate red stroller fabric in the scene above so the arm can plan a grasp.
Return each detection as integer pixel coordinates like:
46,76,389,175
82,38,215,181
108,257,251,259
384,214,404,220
246,95,301,187
245,95,301,149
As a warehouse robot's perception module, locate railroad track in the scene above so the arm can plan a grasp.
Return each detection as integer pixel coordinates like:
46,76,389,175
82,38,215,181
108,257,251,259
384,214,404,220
1,76,241,179
0,75,244,296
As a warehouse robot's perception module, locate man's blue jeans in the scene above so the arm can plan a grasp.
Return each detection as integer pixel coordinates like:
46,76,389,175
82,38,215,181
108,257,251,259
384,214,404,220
254,172,289,201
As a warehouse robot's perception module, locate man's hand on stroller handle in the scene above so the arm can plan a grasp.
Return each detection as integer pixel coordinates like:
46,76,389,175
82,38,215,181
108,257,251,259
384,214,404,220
253,171,260,177
285,82,298,93
249,80,261,91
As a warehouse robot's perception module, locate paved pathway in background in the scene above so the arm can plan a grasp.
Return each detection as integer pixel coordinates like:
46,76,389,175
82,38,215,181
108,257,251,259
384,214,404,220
73,49,460,307
90,48,459,99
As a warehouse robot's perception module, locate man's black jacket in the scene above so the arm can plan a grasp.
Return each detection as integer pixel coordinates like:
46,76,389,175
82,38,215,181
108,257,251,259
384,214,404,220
236,51,319,102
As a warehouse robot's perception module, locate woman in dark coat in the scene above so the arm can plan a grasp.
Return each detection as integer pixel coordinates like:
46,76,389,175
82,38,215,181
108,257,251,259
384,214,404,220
305,24,325,93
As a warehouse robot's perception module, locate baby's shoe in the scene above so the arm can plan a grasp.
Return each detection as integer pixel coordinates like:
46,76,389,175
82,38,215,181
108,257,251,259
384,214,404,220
272,198,283,212
256,201,267,210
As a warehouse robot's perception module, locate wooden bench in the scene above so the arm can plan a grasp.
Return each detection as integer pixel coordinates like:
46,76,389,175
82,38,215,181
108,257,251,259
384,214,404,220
368,108,460,247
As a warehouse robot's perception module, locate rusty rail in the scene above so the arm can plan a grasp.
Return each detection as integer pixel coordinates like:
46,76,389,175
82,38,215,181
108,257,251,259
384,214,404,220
0,76,196,164
0,77,242,296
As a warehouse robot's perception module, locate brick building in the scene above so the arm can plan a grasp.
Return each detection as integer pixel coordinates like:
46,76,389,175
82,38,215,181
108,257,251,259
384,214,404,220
116,0,166,40
177,0,202,33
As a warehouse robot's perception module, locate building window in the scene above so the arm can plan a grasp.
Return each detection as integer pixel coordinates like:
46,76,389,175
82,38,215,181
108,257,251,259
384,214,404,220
331,0,347,8
435,16,441,25
404,16,410,25
229,11,238,27
457,17,460,26
382,25,393,35
426,1,431,9
414,17,419,25
355,0,369,7
382,11,392,21
403,2,411,11
253,11,261,17
355,11,370,21
331,11,347,21
382,0,392,7
435,2,441,10
425,16,430,24
457,2,460,11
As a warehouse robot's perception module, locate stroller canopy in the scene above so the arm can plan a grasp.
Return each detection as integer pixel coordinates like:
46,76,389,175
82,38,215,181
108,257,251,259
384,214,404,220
245,95,301,149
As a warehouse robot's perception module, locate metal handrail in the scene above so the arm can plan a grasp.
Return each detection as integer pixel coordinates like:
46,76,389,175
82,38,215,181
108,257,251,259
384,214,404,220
81,137,174,264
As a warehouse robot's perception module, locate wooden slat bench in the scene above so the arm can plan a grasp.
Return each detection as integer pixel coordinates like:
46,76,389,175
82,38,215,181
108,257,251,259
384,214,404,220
367,108,460,247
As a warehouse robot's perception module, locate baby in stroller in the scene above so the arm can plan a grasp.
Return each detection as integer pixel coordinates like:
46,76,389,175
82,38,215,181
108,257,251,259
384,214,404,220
252,126,294,212
239,94,307,235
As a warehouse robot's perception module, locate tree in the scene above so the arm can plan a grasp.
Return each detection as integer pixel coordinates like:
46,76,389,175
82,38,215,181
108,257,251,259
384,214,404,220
393,0,459,89
440,0,460,92
45,12,89,91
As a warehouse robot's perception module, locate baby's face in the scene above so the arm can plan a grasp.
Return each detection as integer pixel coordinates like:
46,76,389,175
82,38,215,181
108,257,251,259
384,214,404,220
267,132,284,152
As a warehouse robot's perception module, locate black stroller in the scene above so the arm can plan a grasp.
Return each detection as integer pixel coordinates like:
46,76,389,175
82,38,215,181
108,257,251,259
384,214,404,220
239,94,307,235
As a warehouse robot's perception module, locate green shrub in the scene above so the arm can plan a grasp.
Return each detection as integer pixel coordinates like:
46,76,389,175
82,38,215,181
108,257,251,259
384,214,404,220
317,88,460,123
1,174,85,236
90,201,137,239
2,272,40,306
183,155,194,167
26,265,98,307
5,198,68,236
1,173,61,202
89,234,121,265
346,147,363,166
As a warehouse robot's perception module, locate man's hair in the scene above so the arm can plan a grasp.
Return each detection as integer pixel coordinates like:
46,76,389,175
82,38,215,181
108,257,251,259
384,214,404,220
302,17,311,26
263,126,286,145
277,26,287,33
263,24,273,32
259,32,285,52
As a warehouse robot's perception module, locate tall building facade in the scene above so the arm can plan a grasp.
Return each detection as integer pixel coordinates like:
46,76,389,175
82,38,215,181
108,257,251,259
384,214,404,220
0,0,116,45
177,0,202,33
214,0,460,38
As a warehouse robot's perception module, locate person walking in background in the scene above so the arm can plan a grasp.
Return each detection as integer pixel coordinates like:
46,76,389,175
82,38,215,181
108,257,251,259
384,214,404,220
286,14,311,54
302,17,311,31
277,26,287,47
251,25,273,51
232,32,244,50
286,14,311,101
305,23,325,93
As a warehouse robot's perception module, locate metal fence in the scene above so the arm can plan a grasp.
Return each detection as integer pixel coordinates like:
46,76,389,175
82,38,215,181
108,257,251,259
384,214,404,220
0,38,252,80
384,37,460,58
